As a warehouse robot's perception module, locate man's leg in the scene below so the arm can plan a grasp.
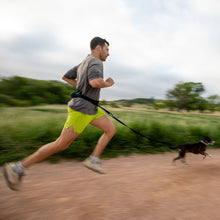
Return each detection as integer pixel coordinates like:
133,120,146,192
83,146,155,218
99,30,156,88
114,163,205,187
83,115,116,174
3,126,80,190
22,126,80,168
90,115,116,157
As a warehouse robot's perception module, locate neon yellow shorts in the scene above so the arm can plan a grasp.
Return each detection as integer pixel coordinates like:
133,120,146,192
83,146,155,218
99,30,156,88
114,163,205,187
64,107,105,133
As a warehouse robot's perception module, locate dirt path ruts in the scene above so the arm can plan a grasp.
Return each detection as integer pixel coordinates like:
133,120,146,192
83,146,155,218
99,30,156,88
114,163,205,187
1,149,220,220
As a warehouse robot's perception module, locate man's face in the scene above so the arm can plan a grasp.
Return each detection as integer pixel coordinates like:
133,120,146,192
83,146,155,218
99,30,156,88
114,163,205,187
99,43,109,61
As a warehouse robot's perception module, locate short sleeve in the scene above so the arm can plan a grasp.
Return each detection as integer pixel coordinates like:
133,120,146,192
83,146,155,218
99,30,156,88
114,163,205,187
87,61,103,81
63,66,78,79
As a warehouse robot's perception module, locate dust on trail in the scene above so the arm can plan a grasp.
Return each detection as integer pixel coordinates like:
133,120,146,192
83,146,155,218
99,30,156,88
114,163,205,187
1,149,220,220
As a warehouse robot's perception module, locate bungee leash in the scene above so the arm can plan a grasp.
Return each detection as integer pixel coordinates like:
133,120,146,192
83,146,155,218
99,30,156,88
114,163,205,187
70,91,172,146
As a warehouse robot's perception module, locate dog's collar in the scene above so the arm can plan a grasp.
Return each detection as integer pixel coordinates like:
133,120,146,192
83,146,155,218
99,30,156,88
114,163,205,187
200,140,208,145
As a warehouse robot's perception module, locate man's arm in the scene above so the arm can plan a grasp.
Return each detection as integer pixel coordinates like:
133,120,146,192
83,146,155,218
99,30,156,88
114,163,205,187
62,65,78,87
89,77,114,88
62,76,77,87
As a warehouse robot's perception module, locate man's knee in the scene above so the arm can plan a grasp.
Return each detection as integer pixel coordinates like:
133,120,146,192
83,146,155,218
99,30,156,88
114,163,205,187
107,124,116,137
55,127,80,151
55,135,74,151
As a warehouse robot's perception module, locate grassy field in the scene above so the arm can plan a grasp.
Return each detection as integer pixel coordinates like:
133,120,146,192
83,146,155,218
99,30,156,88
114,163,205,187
0,105,220,165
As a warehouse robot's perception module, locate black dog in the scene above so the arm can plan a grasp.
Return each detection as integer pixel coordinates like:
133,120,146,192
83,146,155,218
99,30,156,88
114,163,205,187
171,136,215,165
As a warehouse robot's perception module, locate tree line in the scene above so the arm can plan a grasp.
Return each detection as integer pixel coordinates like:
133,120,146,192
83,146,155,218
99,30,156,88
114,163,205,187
0,76,219,112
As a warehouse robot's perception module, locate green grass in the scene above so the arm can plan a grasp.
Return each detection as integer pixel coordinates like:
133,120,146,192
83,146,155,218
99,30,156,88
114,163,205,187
0,106,220,165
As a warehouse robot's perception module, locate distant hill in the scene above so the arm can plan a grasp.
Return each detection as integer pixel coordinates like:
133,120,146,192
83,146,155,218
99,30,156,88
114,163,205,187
0,76,74,106
112,98,155,105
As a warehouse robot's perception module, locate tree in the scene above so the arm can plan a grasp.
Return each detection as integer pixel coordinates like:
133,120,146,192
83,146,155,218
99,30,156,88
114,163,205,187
207,95,220,112
166,82,205,111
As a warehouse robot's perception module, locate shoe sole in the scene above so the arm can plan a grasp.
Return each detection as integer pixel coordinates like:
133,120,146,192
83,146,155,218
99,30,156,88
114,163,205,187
3,164,21,191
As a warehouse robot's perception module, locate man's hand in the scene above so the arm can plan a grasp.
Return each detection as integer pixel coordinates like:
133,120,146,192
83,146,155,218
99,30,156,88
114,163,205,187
89,77,115,88
105,77,114,87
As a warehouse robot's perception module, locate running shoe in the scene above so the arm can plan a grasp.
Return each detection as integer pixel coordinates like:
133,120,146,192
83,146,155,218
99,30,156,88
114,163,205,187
83,158,106,174
3,163,24,191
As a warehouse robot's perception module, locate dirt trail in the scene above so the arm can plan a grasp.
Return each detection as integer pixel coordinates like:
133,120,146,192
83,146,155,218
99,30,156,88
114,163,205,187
1,149,220,220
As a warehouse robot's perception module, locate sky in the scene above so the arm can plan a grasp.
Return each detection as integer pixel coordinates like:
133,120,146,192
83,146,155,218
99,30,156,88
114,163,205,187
0,0,220,100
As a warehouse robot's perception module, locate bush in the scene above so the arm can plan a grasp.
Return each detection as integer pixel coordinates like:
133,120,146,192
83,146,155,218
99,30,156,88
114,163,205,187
110,102,119,108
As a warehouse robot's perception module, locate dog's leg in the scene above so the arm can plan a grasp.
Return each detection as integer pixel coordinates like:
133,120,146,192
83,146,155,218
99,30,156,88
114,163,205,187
181,158,189,165
172,152,184,166
172,150,187,166
172,155,182,166
179,150,188,165
203,152,212,160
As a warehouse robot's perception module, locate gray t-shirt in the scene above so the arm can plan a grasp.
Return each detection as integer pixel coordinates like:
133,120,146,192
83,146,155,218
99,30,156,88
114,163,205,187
63,55,103,115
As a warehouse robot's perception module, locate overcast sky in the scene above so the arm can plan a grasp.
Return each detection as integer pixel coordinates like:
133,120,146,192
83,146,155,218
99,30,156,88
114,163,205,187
1,0,220,100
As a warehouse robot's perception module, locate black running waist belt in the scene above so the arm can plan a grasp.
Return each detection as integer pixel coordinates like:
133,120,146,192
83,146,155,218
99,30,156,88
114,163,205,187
70,91,99,105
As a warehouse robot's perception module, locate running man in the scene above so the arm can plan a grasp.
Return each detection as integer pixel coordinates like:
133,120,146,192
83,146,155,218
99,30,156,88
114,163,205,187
3,37,116,191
